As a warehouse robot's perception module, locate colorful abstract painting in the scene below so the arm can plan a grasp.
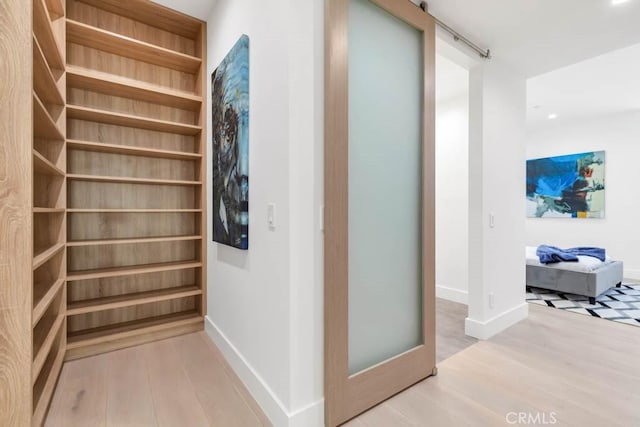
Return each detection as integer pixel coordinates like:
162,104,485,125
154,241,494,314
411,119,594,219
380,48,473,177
212,35,249,249
526,151,605,218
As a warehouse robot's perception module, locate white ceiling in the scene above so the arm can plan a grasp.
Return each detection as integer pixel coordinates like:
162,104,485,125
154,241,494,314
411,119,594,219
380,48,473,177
423,0,640,78
527,42,640,130
150,0,215,21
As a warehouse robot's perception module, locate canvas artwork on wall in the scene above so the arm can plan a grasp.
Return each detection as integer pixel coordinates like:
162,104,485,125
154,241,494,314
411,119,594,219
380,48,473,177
212,35,250,249
526,151,605,218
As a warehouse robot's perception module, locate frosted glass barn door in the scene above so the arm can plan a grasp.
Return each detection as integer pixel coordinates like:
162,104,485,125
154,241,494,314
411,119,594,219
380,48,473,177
324,0,436,426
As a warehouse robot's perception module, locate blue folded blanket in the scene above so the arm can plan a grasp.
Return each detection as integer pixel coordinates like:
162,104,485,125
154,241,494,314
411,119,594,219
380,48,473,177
536,245,606,264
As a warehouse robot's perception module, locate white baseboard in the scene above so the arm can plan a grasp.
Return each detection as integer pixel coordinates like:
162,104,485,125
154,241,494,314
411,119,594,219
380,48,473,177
204,316,324,427
436,284,468,305
465,302,529,340
624,268,640,281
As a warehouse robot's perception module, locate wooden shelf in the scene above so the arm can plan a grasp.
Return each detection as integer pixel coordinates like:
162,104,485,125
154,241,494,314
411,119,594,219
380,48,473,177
67,260,202,282
34,0,64,70
33,36,64,107
32,344,64,427
67,208,202,213
67,235,202,247
33,242,65,270
68,285,202,316
44,0,64,18
68,0,202,39
67,311,203,350
67,139,201,160
33,278,65,327
33,207,65,213
67,174,202,186
67,104,201,136
32,313,64,383
66,20,202,73
66,66,202,111
33,150,64,176
33,93,64,141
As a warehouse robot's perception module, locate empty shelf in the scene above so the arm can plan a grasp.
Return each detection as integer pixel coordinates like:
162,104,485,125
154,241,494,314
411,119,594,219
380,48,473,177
66,20,201,73
33,278,65,327
34,0,64,70
66,66,202,111
32,344,64,427
67,174,202,186
67,105,201,136
33,36,64,107
33,242,65,270
67,208,202,213
67,235,202,247
67,260,202,281
67,139,201,160
67,285,202,316
44,0,64,17
67,311,203,349
33,93,64,141
32,313,64,383
66,0,201,38
33,150,64,176
33,207,65,213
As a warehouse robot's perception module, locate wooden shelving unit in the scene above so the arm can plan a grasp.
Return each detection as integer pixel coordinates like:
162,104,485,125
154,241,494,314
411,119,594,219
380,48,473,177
31,0,67,424
65,0,207,362
1,0,206,424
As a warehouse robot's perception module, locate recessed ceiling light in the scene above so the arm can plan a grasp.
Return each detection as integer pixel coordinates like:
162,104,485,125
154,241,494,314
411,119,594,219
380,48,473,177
548,114,558,120
612,0,629,5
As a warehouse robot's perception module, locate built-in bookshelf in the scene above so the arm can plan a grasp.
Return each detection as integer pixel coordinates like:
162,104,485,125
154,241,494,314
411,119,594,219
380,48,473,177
64,0,207,362
1,1,206,424
32,0,67,425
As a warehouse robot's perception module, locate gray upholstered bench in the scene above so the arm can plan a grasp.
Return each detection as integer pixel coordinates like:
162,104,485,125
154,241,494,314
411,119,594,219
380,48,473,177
526,260,624,304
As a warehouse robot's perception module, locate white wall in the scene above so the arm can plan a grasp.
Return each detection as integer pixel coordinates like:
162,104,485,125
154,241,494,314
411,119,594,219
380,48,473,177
465,59,529,339
435,88,470,304
205,0,324,426
526,111,640,280
204,3,530,424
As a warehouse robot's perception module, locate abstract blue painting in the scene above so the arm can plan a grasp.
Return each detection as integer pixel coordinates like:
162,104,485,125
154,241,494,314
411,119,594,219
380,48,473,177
212,35,249,249
526,151,605,218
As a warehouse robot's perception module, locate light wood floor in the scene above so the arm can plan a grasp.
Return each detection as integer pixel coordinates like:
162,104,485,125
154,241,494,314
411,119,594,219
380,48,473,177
346,303,640,427
46,301,640,427
436,298,477,363
45,332,271,427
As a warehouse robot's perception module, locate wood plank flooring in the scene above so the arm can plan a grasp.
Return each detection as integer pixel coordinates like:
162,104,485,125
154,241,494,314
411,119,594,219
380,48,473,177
45,332,270,427
436,298,477,363
47,298,640,426
346,303,640,426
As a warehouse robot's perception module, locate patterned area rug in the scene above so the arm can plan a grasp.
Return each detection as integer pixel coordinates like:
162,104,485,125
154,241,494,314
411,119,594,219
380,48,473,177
526,284,640,327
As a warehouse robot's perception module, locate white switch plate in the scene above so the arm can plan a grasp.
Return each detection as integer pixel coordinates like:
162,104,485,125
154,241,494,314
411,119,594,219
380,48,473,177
267,203,276,230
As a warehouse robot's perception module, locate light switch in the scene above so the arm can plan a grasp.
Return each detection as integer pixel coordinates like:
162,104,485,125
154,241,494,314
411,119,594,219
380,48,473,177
268,203,276,230
489,213,495,228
